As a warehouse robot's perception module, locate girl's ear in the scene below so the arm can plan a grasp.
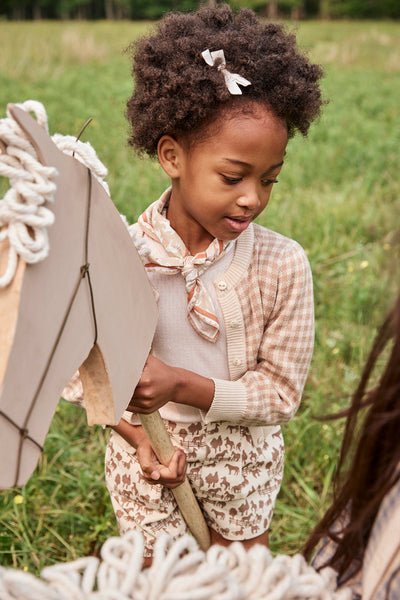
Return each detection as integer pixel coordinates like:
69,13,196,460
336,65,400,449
157,135,183,178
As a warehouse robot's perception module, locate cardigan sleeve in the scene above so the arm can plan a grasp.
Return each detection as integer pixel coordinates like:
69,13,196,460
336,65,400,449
62,370,85,407
205,240,314,425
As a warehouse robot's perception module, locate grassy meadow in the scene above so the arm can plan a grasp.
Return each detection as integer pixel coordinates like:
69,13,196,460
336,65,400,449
0,18,399,573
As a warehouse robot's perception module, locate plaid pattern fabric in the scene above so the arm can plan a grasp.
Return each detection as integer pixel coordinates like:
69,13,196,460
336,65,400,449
311,526,362,599
205,222,314,425
311,478,400,599
363,477,400,600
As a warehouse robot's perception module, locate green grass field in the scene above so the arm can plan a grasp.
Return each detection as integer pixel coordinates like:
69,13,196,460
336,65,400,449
0,18,399,573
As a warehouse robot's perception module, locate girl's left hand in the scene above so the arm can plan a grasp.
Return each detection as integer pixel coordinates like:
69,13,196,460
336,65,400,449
128,354,178,414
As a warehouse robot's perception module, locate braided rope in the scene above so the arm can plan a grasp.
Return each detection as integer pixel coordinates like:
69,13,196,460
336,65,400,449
0,100,109,287
0,531,352,600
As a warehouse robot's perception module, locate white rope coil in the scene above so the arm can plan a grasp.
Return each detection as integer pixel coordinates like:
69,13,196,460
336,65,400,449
0,100,109,287
0,531,352,600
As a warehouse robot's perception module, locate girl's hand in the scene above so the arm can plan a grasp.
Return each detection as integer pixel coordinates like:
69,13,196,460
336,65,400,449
136,436,187,488
128,354,215,414
128,354,178,414
110,420,187,488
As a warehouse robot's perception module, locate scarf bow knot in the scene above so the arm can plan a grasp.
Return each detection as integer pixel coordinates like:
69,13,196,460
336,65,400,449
136,194,232,342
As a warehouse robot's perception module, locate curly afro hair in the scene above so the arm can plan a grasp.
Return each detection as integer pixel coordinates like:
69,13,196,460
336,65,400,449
126,4,324,158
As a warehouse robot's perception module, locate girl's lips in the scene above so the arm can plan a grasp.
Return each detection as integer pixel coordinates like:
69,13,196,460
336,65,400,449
224,216,252,232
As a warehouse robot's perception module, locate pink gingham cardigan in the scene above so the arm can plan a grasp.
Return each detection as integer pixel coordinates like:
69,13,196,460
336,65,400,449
203,221,314,426
63,221,314,429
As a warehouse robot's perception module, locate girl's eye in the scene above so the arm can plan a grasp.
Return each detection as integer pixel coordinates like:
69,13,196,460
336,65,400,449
222,175,242,184
262,178,278,186
222,174,278,186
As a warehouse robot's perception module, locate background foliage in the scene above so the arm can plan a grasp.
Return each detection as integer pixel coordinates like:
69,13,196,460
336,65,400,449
0,17,399,573
0,0,399,20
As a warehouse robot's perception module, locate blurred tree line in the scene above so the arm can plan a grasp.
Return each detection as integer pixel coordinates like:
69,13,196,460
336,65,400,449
1,0,399,20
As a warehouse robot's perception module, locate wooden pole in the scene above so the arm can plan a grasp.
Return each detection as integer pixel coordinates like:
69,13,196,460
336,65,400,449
138,411,211,551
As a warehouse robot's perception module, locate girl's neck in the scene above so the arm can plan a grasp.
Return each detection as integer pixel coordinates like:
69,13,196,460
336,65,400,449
166,193,214,255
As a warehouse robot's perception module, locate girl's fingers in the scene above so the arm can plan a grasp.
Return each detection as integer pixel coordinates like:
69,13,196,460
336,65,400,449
160,449,186,480
140,449,187,487
137,437,187,486
174,448,188,478
138,445,162,480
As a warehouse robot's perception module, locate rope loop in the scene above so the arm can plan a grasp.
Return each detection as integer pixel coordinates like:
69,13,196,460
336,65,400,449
0,100,109,288
0,532,353,600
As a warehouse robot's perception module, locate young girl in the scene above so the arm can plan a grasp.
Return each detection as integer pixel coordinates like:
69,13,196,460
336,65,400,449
65,4,323,559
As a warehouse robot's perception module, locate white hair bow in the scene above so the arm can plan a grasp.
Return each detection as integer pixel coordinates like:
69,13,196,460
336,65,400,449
201,49,251,95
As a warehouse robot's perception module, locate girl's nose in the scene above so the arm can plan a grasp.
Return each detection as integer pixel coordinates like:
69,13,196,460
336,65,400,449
236,187,260,210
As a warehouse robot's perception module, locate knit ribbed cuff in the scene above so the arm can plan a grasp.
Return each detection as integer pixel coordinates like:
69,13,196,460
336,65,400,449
204,378,247,423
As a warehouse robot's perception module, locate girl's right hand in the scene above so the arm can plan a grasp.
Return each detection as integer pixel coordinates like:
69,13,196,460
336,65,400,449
110,419,187,488
136,436,187,489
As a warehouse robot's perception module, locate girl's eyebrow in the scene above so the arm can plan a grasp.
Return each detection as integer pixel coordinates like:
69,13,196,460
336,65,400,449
222,158,284,174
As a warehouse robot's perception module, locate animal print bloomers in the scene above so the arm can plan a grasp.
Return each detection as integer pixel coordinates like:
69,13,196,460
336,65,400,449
105,420,284,556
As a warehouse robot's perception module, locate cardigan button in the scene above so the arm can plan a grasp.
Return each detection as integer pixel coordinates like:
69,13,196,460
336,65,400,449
217,280,227,291
230,319,240,328
232,358,242,366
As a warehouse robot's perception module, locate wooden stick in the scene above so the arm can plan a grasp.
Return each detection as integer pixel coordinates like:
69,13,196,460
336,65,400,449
138,411,211,551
